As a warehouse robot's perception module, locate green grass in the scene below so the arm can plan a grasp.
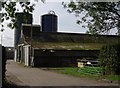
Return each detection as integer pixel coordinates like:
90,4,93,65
48,67,101,79
105,75,120,81
47,67,120,81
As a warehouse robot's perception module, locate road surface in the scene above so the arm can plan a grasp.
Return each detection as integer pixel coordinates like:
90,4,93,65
6,60,119,87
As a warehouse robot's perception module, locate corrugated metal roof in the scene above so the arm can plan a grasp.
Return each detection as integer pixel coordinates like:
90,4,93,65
30,42,104,50
25,32,119,43
22,32,120,50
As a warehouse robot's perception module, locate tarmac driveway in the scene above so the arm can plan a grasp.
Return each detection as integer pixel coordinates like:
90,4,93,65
6,60,119,87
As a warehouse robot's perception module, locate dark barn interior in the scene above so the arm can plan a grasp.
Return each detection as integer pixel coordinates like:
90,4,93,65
33,49,99,67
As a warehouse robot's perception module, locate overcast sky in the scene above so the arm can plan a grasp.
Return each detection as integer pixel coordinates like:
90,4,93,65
32,1,87,33
0,0,117,47
0,1,88,47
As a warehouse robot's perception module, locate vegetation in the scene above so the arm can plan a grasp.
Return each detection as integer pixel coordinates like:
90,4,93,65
46,67,101,78
62,1,120,79
2,1,120,35
1,1,34,30
47,67,120,81
99,43,120,75
1,0,120,84
62,1,120,35
0,0,45,31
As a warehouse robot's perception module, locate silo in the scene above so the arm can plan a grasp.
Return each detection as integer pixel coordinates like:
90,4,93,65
14,12,32,47
41,11,58,32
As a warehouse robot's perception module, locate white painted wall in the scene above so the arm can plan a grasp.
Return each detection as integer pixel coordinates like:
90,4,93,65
24,45,30,66
14,49,17,62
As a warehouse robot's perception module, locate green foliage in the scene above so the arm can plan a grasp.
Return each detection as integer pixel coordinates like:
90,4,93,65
1,0,46,30
1,1,38,30
62,1,120,34
49,67,102,78
48,67,119,81
105,75,120,81
99,44,120,75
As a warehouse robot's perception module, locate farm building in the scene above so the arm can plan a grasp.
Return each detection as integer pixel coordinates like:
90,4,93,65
15,24,120,67
14,11,120,67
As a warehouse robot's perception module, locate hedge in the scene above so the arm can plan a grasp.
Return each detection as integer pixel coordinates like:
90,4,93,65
99,43,120,75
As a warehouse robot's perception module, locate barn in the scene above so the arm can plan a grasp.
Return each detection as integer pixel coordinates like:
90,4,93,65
15,24,120,67
14,11,120,67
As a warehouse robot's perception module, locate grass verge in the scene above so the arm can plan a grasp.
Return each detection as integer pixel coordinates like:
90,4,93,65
47,67,120,82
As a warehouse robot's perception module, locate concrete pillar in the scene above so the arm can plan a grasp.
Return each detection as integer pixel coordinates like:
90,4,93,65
14,49,17,62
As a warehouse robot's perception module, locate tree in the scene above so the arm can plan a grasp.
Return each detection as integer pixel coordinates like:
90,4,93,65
99,44,120,75
63,1,120,76
0,2,33,29
62,1,120,35
0,0,44,30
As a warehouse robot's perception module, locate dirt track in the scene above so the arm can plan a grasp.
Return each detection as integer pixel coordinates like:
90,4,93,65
6,60,119,87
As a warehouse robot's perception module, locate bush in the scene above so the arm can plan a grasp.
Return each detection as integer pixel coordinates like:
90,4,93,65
99,43,120,75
